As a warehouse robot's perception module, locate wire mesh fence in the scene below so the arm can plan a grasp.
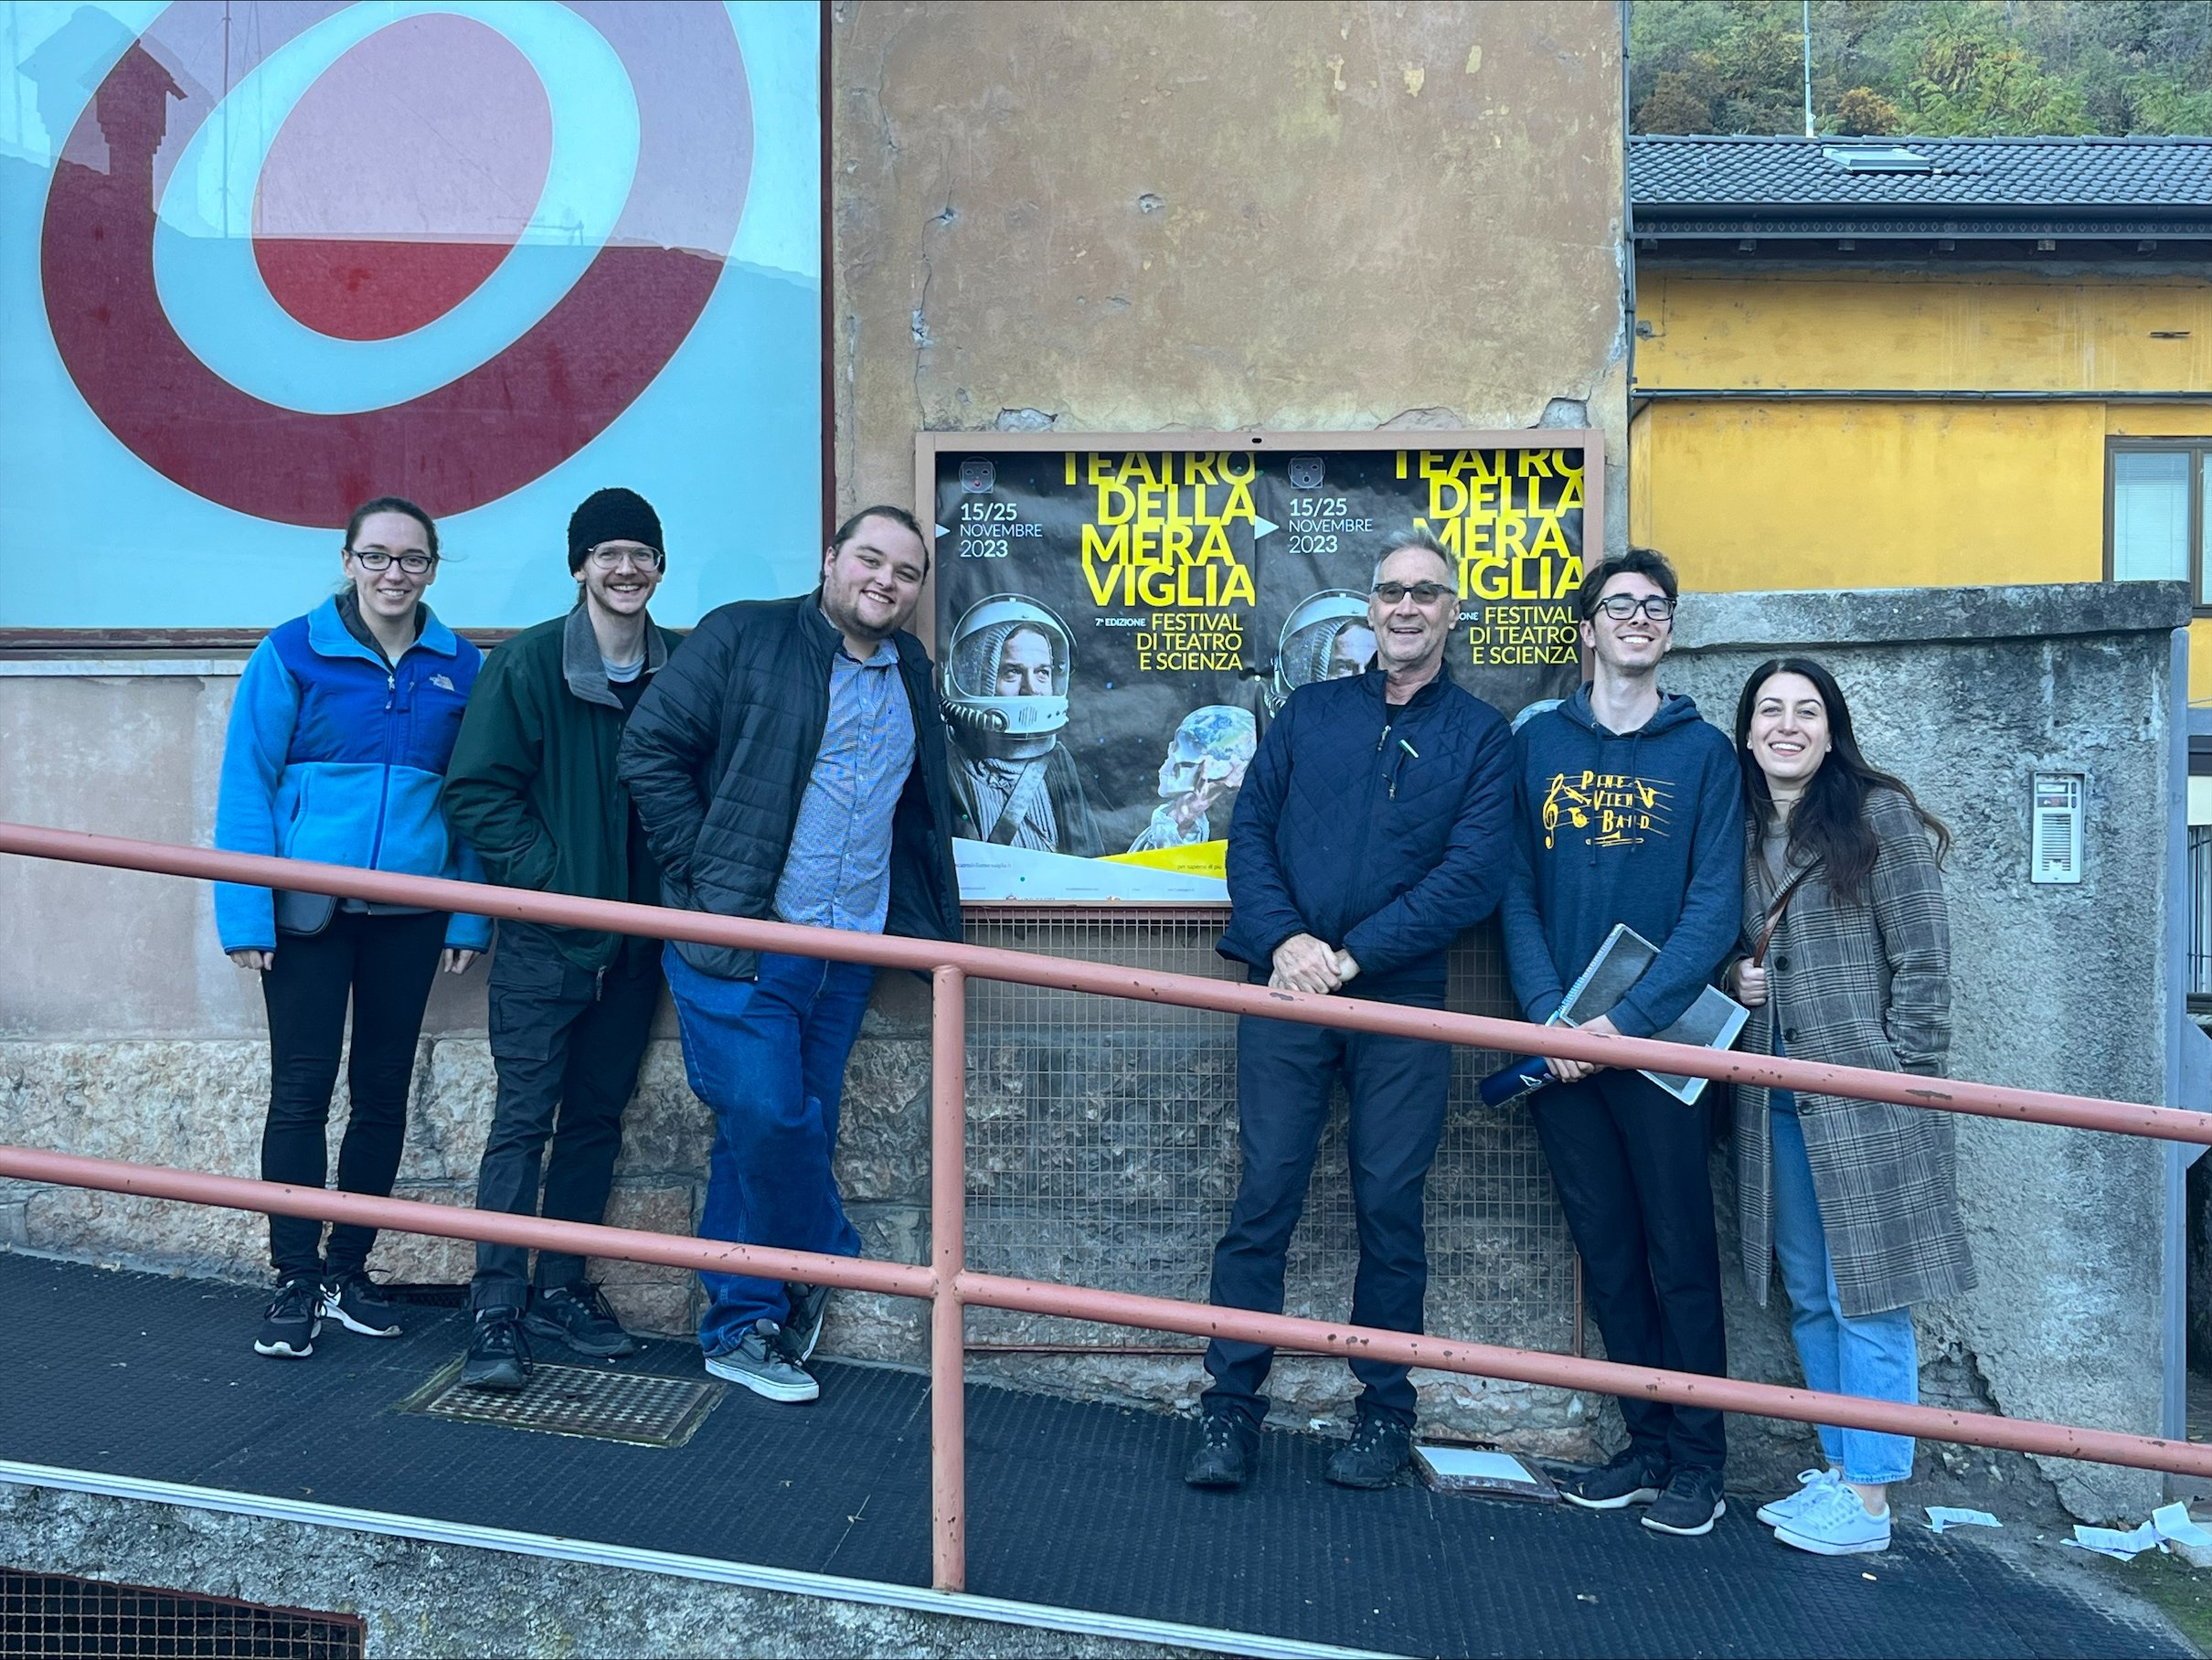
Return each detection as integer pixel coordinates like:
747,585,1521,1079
961,910,1578,1356
0,1570,364,1659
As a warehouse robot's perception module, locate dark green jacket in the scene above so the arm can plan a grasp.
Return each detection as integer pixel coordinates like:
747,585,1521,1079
442,604,684,971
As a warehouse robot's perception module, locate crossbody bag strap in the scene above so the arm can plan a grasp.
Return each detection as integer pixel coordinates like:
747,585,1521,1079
1751,864,1816,967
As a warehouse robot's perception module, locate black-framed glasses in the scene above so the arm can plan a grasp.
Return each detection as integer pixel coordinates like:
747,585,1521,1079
587,543,665,572
1372,580,1455,605
346,548,435,576
1593,594,1676,622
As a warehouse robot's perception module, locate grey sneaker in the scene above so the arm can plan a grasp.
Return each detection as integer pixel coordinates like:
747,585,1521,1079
704,1320,819,1403
460,1308,533,1392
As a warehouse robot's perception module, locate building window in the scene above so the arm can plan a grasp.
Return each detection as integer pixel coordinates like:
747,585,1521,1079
2110,443,2212,608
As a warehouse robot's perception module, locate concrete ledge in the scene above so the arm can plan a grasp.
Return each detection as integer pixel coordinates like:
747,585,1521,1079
0,1467,1384,1660
1675,581,2193,652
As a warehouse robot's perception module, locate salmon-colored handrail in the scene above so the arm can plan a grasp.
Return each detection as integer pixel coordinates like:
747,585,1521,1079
4,818,2203,1596
1,822,2203,1146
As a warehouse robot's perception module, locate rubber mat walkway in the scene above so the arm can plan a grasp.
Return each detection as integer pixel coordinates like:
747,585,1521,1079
0,1255,2185,1658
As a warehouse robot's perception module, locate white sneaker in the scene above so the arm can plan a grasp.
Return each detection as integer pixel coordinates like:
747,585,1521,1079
1755,1467,1840,1528
1773,1482,1891,1556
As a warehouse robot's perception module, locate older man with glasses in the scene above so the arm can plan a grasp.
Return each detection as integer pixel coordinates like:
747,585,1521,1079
1186,527,1515,1493
441,487,685,1389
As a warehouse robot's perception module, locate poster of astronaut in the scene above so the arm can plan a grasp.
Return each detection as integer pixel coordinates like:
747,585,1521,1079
931,441,1590,903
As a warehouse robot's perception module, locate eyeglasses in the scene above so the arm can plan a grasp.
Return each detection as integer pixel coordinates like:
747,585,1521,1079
1372,581,1456,606
347,548,435,576
587,544,665,572
1592,594,1676,622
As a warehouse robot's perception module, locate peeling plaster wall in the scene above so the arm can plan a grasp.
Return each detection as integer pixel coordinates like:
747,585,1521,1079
830,0,1630,537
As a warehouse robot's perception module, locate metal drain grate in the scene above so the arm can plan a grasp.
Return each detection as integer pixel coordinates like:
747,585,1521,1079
403,1360,723,1447
0,1570,363,1657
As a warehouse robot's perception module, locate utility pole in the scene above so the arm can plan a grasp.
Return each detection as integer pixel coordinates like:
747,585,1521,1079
1802,0,1815,137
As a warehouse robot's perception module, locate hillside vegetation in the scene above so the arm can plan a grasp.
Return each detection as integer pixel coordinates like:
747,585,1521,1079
1632,0,2212,136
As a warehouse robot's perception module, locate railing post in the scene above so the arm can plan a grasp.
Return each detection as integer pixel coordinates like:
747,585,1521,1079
930,964,967,1593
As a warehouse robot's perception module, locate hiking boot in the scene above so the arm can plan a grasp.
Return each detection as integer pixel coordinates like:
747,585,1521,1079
253,1275,323,1358
1325,1414,1412,1489
1183,1410,1259,1490
1772,1482,1889,1556
1643,1465,1728,1537
783,1282,829,1364
704,1320,819,1403
523,1282,639,1359
1558,1447,1668,1510
1756,1467,1839,1528
320,1270,401,1337
460,1309,534,1392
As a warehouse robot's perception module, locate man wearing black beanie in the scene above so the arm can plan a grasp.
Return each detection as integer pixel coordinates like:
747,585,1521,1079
441,486,684,1389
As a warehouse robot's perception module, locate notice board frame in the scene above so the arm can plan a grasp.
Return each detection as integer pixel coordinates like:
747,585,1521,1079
916,427,1605,911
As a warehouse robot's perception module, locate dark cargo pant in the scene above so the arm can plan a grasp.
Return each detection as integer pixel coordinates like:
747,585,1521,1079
468,920,662,1311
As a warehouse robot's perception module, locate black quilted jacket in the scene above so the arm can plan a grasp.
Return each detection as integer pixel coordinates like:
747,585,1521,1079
616,591,962,980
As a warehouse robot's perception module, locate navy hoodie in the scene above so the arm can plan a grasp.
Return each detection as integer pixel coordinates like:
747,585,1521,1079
1218,663,1514,1006
1499,686,1743,1038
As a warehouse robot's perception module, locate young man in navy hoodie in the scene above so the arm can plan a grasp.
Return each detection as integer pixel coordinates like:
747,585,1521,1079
1185,529,1515,1493
1501,548,1744,1538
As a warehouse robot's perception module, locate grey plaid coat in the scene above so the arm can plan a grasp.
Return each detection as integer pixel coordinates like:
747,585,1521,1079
1732,786,1976,1317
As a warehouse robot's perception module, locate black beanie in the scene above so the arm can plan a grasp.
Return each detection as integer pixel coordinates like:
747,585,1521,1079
568,488,664,572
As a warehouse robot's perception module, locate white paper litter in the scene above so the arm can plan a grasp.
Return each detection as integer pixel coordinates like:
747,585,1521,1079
2061,1503,2212,1561
1416,1446,1538,1484
1925,1506,2002,1533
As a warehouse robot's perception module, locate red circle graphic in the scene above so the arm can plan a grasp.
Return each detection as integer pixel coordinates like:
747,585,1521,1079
40,1,752,527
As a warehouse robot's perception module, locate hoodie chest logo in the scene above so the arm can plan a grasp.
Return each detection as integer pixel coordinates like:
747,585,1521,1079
1541,771,1674,850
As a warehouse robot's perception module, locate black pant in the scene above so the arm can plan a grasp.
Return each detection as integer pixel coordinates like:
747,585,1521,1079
1201,1012,1452,1429
469,920,663,1310
260,910,447,1281
1530,1068,1728,1471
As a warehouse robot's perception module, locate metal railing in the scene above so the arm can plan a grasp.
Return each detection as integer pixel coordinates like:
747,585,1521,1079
3,820,2209,1597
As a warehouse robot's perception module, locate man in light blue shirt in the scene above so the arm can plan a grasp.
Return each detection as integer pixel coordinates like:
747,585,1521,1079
619,505,962,1404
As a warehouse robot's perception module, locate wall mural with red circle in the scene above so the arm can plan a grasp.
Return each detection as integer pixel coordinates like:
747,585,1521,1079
3,1,821,629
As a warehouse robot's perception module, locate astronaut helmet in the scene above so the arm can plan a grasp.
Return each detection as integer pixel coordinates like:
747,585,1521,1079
1157,705,1259,797
1267,589,1376,715
941,594,1075,760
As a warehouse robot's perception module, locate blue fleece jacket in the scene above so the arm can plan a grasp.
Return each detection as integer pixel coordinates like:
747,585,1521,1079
1499,686,1743,1038
214,597,490,953
1218,663,1515,1006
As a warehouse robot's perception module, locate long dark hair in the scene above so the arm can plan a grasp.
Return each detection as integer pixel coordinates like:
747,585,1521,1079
1733,656,1950,906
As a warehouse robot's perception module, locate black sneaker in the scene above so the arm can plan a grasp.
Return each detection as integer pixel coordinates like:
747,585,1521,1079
1325,1414,1413,1489
320,1270,401,1338
1558,1447,1669,1510
783,1282,828,1363
254,1275,323,1358
460,1309,534,1392
522,1282,639,1359
1643,1465,1727,1537
1183,1410,1259,1490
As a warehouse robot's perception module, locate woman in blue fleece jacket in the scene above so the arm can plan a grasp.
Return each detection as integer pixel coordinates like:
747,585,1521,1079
214,496,489,1362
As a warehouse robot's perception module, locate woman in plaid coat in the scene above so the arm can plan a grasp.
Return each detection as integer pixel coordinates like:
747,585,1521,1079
1725,657,1972,1559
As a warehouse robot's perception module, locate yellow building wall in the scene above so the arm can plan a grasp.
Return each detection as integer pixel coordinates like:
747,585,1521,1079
1632,268,2212,697
1635,271,2212,392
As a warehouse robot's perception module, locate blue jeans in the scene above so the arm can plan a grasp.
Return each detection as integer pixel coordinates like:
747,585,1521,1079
665,947,875,1357
1770,1104,1918,1484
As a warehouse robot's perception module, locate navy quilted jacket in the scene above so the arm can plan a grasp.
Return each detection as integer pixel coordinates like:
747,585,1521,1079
1218,665,1515,1006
